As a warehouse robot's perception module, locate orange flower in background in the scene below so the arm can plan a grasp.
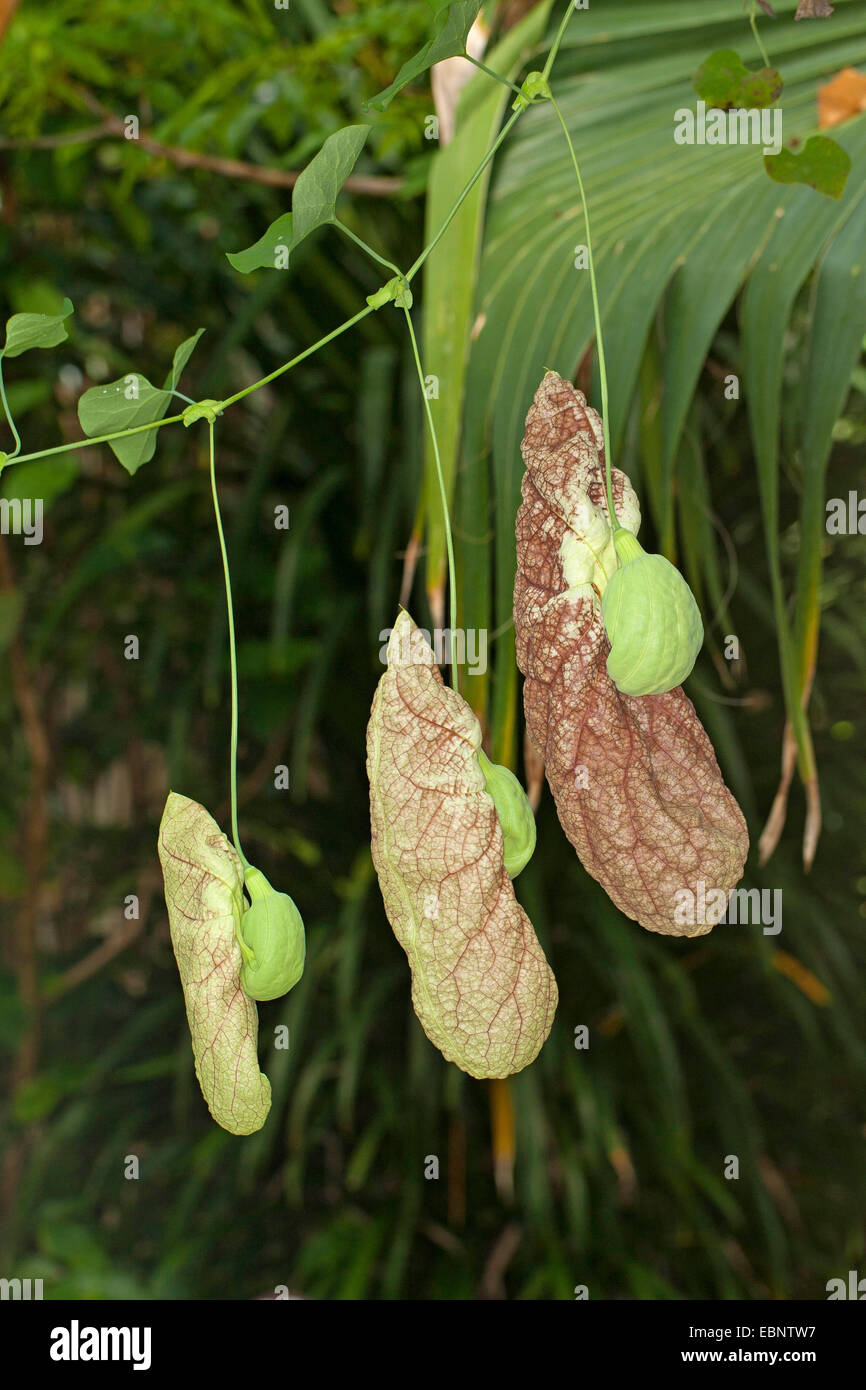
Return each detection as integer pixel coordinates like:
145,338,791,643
818,67,866,128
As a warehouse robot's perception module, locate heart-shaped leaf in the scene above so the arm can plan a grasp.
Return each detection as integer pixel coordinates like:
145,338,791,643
367,612,557,1077
158,792,272,1135
2,298,74,358
765,134,851,199
226,126,370,273
693,49,782,110
514,373,749,938
365,1,482,112
77,328,204,475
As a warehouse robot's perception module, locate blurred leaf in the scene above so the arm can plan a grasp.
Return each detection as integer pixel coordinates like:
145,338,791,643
0,976,28,1047
1,453,79,506
0,589,23,654
693,50,782,109
765,134,851,198
13,1065,92,1122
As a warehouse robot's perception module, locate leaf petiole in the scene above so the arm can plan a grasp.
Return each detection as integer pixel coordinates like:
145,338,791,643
465,54,525,98
218,304,375,410
334,221,402,276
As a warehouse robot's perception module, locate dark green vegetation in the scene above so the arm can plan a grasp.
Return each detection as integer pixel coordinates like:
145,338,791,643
1,0,865,1299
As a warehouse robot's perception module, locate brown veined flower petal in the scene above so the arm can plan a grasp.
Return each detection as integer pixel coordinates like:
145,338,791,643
514,372,749,938
366,612,557,1077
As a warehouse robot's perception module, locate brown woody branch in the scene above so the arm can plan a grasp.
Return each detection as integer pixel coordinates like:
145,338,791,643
0,97,404,198
0,0,21,45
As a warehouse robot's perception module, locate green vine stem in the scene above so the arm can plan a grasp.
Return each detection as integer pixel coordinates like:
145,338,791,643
548,91,617,531
403,0,577,286
3,0,585,731
402,304,459,694
7,309,372,468
405,108,522,284
542,0,578,83
207,418,247,869
212,305,375,411
749,2,772,71
0,359,22,459
465,54,524,98
0,0,590,906
9,413,186,467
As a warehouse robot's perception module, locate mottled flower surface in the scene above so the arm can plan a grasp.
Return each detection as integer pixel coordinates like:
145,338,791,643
367,613,557,1076
514,373,748,937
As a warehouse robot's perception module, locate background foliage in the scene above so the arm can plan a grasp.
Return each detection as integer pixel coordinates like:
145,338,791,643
0,0,864,1299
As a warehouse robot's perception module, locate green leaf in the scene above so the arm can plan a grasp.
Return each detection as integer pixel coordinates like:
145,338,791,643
76,329,204,474
227,213,293,276
794,192,866,689
692,49,747,106
740,135,857,808
693,50,782,110
77,375,170,475
158,792,272,1136
765,135,851,199
166,326,205,391
365,2,482,112
226,126,370,273
659,177,784,532
1,297,73,358
292,125,370,241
